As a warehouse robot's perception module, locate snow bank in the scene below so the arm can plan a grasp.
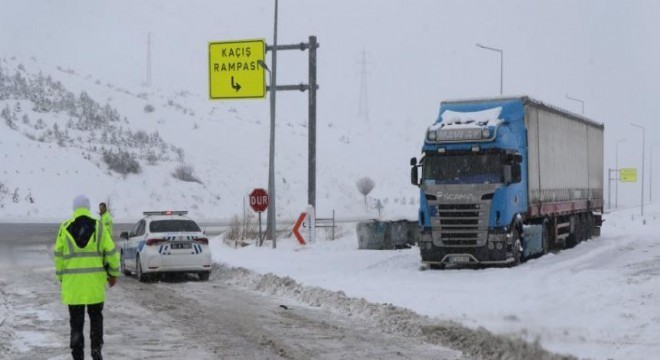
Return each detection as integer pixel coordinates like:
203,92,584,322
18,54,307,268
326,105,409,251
212,206,660,360
216,264,573,360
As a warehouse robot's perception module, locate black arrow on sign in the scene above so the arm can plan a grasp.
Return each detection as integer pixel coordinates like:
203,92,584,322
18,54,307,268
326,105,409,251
231,76,241,92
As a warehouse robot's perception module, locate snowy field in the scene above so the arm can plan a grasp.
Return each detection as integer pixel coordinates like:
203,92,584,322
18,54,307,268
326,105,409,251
212,204,660,360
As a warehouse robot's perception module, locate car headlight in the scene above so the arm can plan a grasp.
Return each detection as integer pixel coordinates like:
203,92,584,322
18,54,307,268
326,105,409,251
481,127,490,138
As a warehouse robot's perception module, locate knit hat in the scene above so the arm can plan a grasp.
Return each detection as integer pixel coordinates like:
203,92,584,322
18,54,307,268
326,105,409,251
72,195,90,211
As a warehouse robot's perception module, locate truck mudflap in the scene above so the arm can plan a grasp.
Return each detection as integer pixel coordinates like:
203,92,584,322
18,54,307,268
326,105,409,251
521,224,544,258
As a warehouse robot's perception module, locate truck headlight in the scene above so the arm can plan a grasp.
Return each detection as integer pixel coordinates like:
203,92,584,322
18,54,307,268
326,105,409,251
428,130,437,141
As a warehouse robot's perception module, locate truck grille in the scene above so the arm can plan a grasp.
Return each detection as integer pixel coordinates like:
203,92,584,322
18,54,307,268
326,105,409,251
433,203,488,246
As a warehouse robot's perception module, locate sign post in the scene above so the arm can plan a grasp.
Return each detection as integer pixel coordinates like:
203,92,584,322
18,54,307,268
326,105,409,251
249,188,269,246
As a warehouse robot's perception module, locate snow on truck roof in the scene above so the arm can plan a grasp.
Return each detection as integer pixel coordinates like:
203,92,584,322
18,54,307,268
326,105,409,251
440,95,604,129
429,107,503,131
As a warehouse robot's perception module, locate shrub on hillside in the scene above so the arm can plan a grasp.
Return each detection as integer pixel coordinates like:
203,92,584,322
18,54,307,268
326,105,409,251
144,104,155,113
102,150,141,175
172,164,202,184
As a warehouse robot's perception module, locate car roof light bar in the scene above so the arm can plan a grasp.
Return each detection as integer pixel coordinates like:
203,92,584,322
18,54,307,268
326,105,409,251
143,211,188,216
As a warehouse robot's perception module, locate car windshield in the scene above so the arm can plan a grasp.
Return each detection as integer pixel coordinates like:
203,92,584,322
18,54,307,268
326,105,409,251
422,153,504,184
149,220,201,233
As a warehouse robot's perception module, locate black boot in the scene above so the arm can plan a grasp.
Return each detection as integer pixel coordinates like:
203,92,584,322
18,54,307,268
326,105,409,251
91,347,103,360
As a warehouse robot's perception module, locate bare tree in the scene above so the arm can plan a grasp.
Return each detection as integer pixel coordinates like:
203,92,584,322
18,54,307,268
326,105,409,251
356,177,376,205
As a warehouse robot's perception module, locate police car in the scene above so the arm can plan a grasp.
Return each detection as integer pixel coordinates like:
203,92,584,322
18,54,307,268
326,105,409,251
119,211,212,282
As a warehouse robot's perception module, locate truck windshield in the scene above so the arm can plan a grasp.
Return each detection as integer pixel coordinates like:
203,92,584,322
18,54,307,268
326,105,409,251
422,154,504,184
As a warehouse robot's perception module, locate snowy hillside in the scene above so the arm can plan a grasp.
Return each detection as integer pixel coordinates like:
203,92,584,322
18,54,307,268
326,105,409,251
0,56,421,222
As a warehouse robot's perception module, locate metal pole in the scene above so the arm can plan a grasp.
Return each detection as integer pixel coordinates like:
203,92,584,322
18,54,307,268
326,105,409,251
608,169,612,210
500,50,503,96
308,35,317,209
651,143,660,203
267,0,278,248
631,123,645,216
565,94,584,114
616,139,626,208
332,209,335,240
258,211,263,246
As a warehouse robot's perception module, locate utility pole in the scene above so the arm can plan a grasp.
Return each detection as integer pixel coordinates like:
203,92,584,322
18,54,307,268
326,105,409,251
146,33,152,87
357,48,370,121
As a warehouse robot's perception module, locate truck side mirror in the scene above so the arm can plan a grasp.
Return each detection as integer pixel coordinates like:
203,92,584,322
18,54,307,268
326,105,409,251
503,164,521,185
410,157,419,186
512,164,522,183
120,231,129,240
513,154,523,164
503,165,512,184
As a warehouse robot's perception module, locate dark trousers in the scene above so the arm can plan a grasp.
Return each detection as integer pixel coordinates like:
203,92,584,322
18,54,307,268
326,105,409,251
68,302,104,360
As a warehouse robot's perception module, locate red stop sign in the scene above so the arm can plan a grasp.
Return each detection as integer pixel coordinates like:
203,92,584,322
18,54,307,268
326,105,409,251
249,188,269,212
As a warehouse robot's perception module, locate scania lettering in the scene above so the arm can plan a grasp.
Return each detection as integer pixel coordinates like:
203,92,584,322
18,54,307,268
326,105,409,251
410,96,604,267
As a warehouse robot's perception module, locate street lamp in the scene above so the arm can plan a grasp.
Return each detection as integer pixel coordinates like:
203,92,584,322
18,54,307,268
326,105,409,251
565,93,584,114
260,0,279,248
651,142,660,203
630,123,645,216
257,59,276,248
615,138,626,208
476,43,503,95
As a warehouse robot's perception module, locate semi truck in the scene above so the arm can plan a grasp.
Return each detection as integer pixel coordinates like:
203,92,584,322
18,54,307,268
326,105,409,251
410,96,604,267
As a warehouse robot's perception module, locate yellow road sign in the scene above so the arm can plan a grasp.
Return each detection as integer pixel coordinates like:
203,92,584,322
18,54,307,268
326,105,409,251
209,39,266,99
620,168,637,182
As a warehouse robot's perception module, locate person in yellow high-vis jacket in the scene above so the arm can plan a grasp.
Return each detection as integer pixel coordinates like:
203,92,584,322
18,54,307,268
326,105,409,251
99,202,113,239
53,195,120,360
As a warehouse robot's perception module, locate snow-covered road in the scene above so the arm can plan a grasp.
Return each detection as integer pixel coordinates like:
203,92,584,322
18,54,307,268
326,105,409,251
0,239,464,360
3,205,656,360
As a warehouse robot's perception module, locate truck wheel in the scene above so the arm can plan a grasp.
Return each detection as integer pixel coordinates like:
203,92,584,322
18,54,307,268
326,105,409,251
577,213,586,243
586,213,593,239
199,272,210,281
510,229,522,265
566,215,577,248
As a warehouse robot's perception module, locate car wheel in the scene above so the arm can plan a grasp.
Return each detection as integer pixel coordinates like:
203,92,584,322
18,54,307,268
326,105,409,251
120,251,131,276
199,272,210,281
136,256,148,283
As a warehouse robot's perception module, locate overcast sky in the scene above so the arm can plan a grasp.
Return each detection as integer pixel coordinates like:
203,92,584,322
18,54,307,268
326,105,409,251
1,0,659,208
